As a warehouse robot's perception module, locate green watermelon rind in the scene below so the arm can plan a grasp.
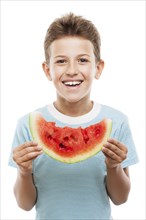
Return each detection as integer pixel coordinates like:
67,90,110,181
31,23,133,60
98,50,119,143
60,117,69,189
29,112,112,164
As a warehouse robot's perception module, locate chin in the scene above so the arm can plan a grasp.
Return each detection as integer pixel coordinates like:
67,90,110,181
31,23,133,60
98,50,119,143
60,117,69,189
67,99,80,104
65,97,83,104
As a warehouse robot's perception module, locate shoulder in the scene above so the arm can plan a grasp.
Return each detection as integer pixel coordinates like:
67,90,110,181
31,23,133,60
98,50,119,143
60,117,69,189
17,105,48,125
100,104,128,122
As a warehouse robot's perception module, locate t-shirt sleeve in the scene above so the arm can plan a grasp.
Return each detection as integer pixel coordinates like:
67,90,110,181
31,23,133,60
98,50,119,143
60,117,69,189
117,117,139,168
8,114,33,168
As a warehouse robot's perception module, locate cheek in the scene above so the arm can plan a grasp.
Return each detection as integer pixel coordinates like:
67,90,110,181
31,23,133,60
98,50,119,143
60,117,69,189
50,66,64,80
82,66,96,79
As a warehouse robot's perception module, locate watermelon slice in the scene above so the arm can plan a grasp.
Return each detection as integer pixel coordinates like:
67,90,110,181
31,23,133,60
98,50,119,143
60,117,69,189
29,112,112,163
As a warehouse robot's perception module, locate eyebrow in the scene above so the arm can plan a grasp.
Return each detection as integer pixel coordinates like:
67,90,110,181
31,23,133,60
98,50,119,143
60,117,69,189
54,54,91,58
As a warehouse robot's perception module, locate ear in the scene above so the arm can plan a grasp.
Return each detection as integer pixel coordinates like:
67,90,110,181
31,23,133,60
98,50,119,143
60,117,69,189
95,60,105,80
42,62,52,81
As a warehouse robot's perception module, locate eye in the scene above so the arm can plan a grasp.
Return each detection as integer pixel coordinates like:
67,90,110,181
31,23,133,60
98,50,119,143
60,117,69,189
78,58,88,63
56,59,67,64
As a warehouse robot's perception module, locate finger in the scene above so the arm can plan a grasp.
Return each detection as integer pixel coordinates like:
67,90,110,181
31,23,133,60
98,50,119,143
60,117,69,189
15,150,43,164
102,147,123,163
14,144,42,158
13,141,38,153
103,142,122,156
13,144,43,164
21,145,42,156
107,138,128,152
102,144,127,162
104,141,127,160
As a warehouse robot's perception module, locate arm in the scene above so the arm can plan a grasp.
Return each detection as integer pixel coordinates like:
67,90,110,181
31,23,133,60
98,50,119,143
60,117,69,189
14,172,37,211
106,166,130,205
102,138,131,205
13,141,43,210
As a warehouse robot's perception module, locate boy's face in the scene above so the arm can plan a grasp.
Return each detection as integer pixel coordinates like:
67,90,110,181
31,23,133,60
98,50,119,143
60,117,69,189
43,36,104,104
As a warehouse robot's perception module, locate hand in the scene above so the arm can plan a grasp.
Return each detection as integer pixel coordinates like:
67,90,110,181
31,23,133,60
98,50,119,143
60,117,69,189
13,141,43,175
102,138,128,169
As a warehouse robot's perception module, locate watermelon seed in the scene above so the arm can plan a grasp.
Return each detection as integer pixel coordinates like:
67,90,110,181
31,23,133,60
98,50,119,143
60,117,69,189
59,143,67,149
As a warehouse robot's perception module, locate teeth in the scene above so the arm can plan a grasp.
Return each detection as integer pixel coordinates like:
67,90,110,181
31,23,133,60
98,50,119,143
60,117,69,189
63,81,82,86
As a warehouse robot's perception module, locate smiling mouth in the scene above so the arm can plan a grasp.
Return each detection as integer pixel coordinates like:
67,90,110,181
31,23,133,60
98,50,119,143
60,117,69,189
62,80,83,87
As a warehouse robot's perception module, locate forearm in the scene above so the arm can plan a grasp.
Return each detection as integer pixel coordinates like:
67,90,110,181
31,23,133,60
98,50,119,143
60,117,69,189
106,165,131,205
14,170,37,211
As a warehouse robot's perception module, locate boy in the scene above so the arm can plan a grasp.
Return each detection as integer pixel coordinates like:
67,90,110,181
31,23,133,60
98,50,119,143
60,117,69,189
9,13,138,220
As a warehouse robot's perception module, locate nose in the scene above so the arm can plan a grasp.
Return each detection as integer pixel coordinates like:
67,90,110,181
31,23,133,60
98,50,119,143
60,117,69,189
65,61,78,76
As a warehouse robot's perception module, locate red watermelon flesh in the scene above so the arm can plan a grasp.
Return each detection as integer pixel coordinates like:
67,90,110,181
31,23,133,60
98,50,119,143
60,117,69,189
29,112,112,163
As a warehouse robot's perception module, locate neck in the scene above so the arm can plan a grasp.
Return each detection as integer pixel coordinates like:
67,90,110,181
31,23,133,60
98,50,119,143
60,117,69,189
54,99,93,117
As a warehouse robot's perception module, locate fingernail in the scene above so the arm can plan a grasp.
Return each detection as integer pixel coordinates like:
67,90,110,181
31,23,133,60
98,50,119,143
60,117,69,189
102,146,106,151
37,145,42,150
107,138,112,142
32,141,38,145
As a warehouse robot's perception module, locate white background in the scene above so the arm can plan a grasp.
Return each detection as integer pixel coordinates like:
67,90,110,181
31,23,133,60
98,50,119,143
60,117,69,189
1,1,145,219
